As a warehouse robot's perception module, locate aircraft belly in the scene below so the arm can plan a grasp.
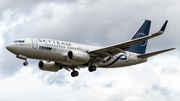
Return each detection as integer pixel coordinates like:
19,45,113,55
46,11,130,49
24,48,66,61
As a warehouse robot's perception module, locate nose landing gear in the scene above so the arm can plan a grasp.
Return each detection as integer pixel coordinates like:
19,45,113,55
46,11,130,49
23,61,28,66
16,55,28,66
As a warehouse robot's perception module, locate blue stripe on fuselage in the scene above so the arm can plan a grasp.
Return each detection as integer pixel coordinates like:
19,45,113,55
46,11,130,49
101,54,127,67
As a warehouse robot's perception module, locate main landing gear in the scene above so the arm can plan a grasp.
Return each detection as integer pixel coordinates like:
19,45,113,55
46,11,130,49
71,70,79,77
71,67,79,77
70,65,97,77
88,65,97,72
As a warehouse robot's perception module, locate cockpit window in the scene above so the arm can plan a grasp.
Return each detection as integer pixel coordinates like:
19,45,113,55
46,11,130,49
14,40,25,43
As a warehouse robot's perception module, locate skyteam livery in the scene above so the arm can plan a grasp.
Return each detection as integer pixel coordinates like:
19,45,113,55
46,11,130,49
6,20,175,77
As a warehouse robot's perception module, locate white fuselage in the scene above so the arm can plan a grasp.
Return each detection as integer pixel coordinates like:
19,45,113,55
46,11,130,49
6,38,147,68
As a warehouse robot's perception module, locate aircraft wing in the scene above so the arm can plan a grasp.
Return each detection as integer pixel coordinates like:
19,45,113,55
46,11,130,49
88,20,168,62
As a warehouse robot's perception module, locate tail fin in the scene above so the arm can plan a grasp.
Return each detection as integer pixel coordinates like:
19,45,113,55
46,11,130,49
127,20,151,54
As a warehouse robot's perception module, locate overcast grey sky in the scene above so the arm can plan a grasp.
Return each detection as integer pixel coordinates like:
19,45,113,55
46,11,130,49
1,0,180,101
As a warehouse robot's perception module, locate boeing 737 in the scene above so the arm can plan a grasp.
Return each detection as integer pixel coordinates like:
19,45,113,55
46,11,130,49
6,20,175,77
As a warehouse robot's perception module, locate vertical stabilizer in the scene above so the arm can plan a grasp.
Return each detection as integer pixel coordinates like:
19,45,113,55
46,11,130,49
127,20,151,54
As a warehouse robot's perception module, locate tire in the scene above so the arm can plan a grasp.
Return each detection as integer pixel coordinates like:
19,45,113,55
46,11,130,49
71,71,79,77
88,66,96,72
23,62,28,66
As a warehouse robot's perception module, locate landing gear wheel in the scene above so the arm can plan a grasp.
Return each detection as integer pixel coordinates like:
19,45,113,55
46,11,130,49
23,61,28,66
88,66,97,72
71,71,79,77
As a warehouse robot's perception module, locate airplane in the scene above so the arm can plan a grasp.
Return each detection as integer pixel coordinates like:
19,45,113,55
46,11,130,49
6,20,175,77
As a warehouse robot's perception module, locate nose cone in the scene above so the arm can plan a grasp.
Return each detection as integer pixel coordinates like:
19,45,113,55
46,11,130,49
6,44,15,52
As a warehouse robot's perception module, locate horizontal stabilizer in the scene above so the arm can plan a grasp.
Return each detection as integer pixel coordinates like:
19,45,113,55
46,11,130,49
137,48,175,58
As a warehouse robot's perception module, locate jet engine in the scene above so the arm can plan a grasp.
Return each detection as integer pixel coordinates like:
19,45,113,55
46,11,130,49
38,61,62,72
67,50,90,64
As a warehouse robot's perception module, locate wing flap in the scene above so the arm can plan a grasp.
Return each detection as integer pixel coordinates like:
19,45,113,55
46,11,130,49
137,48,175,58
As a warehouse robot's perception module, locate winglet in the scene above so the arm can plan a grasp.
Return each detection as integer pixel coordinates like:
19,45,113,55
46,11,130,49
160,20,168,32
151,20,168,36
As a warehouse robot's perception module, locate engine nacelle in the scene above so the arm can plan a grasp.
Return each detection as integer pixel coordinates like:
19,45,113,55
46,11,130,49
38,61,62,72
67,50,90,64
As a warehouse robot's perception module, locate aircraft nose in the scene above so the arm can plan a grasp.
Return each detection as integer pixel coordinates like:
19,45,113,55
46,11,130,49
6,44,14,51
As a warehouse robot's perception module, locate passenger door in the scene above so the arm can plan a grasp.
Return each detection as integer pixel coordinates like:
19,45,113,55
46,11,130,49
31,38,38,49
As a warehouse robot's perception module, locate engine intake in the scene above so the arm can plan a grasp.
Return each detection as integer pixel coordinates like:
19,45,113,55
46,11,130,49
38,61,62,72
67,50,90,64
